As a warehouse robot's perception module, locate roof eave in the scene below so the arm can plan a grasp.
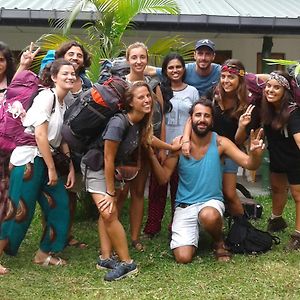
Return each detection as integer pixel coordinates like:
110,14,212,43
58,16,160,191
1,9,300,34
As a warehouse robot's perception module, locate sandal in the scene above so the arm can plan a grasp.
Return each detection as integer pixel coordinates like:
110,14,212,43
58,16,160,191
213,245,232,262
0,263,9,275
33,255,66,267
131,240,145,252
67,236,88,249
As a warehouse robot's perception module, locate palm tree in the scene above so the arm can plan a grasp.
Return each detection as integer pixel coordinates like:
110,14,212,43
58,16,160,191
33,0,194,82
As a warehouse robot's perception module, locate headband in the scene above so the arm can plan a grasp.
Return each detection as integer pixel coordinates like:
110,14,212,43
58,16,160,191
221,64,245,77
269,72,290,90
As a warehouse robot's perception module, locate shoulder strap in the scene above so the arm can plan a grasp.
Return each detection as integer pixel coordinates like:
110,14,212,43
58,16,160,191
50,88,56,114
147,77,160,92
117,113,141,168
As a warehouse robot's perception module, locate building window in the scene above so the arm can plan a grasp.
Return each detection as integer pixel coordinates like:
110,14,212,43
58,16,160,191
214,51,232,65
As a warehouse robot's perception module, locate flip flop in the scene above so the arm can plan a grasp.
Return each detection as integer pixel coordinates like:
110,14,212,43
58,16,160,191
68,237,88,249
213,246,232,262
131,240,145,252
33,255,66,267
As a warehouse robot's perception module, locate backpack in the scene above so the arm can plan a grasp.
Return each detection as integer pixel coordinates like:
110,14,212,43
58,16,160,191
0,70,40,154
244,73,265,107
225,216,280,254
236,182,263,219
98,57,160,91
62,75,129,154
98,57,130,84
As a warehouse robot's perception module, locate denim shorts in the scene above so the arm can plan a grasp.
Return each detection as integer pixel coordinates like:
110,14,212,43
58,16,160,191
223,156,239,174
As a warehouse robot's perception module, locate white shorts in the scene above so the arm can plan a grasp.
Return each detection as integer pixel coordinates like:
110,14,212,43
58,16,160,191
80,162,106,195
80,162,121,194
170,200,225,250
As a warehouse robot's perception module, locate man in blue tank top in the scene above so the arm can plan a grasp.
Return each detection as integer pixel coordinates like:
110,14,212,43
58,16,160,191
148,98,265,263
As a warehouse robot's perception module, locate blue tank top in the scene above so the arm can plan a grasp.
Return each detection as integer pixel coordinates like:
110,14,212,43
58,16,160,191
176,132,223,205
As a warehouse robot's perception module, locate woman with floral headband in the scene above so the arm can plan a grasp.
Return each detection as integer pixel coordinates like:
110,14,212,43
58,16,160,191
183,59,260,216
261,71,300,249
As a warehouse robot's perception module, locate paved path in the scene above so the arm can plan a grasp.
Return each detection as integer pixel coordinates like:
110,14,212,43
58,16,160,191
237,174,270,198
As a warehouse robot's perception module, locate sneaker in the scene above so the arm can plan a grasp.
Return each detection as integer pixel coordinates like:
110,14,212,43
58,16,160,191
285,232,300,251
267,217,288,232
104,261,138,281
96,256,118,270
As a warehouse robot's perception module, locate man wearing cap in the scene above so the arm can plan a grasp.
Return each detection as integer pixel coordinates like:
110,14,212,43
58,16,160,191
146,39,220,96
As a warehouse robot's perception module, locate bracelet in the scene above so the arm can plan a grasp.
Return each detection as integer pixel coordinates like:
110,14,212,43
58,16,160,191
106,191,116,197
182,141,190,144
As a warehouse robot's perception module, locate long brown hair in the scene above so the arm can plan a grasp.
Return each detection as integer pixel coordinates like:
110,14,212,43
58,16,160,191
124,81,153,146
215,58,248,119
261,70,293,130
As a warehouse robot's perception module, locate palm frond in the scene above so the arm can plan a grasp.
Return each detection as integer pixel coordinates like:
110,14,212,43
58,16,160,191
263,59,299,66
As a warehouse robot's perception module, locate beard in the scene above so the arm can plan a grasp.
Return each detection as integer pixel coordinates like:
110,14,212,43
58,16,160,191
192,120,213,137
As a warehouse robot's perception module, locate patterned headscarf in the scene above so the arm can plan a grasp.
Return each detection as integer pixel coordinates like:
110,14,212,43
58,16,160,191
269,72,290,90
221,64,245,77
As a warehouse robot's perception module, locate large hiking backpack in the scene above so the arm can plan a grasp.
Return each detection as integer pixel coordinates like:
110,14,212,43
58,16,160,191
62,75,129,153
0,70,40,154
98,57,130,84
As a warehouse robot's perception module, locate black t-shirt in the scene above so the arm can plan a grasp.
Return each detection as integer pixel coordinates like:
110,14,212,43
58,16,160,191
102,113,140,165
213,103,260,142
264,107,300,170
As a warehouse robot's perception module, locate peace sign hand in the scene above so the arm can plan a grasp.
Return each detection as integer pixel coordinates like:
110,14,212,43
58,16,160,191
249,128,265,155
239,104,255,128
20,42,40,69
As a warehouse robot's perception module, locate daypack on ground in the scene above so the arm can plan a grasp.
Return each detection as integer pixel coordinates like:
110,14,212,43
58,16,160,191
236,182,263,219
226,216,280,254
62,76,129,154
0,70,40,154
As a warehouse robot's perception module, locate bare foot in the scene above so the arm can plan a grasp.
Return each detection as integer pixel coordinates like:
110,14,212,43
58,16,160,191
0,263,9,275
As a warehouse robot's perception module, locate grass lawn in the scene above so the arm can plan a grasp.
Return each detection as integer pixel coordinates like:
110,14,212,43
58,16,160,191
1,192,300,300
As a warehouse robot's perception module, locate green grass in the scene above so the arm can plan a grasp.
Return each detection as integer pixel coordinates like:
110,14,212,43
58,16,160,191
1,193,300,300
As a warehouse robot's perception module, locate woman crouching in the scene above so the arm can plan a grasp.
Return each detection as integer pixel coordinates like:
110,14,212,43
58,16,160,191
82,81,153,281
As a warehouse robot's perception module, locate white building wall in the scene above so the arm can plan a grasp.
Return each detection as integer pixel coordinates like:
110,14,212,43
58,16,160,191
1,25,300,72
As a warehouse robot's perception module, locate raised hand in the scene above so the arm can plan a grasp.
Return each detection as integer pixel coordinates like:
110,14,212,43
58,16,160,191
238,104,255,128
249,128,265,154
20,42,40,69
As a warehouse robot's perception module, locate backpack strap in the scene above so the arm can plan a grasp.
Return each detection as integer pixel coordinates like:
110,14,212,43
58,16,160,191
146,77,160,92
49,88,56,114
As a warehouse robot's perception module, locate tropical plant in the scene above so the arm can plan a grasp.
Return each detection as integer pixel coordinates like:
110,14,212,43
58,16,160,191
264,58,300,85
33,0,196,82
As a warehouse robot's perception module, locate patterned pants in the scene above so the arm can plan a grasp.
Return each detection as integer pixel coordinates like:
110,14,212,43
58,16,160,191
0,152,10,223
0,156,70,256
144,169,179,235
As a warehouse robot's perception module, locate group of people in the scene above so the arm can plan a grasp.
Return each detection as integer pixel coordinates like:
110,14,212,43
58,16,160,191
0,37,299,281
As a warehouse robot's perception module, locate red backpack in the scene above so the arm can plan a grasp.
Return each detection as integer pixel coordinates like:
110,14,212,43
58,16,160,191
0,70,40,154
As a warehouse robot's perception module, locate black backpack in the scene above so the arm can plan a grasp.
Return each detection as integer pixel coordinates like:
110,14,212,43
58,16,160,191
225,216,280,254
62,75,128,154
